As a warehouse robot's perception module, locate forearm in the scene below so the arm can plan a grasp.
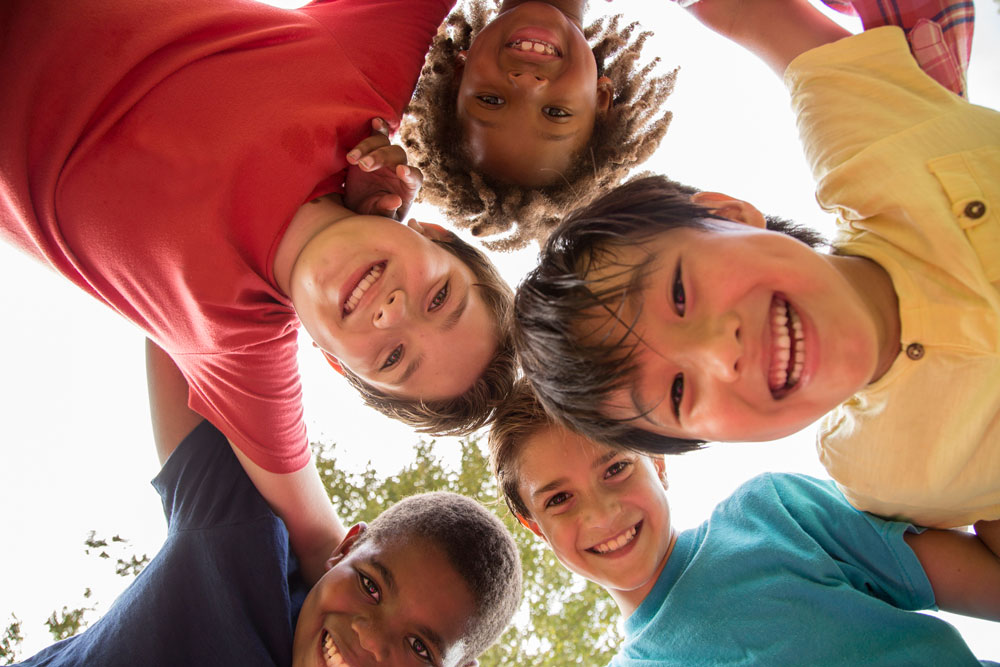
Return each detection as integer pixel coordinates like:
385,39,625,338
905,528,1000,621
974,519,1000,559
683,0,851,76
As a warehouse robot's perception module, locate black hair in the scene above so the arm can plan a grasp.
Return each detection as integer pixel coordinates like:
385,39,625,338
360,491,522,660
513,174,827,454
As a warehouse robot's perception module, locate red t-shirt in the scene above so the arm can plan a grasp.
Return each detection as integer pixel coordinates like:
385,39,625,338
0,0,454,472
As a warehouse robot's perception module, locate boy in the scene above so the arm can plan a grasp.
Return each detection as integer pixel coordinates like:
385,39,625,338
514,0,1000,531
0,0,516,582
489,381,1000,665
401,0,676,250
15,341,522,666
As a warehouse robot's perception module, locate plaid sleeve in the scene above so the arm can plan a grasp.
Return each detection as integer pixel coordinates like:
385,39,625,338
819,0,974,97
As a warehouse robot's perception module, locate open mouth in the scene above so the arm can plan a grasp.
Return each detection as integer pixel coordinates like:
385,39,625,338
505,37,560,57
342,262,385,318
768,295,805,398
322,630,348,667
587,522,641,555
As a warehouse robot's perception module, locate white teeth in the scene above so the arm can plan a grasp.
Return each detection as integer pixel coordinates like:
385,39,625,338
768,296,805,394
507,39,558,56
323,632,346,667
343,263,383,316
591,525,638,554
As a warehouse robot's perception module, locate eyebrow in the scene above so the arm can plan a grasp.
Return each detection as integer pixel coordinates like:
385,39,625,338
373,559,447,663
371,558,396,592
467,115,578,142
529,450,620,502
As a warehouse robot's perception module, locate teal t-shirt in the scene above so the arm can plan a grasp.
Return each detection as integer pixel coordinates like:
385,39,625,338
610,474,997,666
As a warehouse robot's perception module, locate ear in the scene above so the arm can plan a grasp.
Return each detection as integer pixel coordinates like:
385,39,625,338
515,513,547,541
652,455,668,491
596,76,614,112
325,522,368,571
320,350,345,376
690,192,767,229
407,218,453,242
454,50,467,81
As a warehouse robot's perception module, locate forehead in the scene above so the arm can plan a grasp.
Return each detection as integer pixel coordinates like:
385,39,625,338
353,537,477,662
518,425,613,484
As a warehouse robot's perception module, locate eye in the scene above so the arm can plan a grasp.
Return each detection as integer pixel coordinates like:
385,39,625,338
542,106,571,118
429,282,449,311
381,345,403,370
672,261,686,316
544,491,570,509
670,373,684,419
358,572,381,602
408,637,432,663
476,94,504,107
604,460,631,479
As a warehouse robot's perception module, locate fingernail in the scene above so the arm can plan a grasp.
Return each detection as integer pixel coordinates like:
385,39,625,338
399,165,410,178
359,157,374,169
347,150,360,162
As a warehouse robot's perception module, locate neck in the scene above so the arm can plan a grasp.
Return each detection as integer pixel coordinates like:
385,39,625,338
833,254,901,383
272,195,353,297
498,0,586,26
609,527,677,618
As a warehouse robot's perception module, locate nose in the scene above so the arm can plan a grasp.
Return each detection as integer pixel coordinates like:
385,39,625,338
507,70,547,90
581,492,622,528
373,289,406,328
352,617,389,662
688,312,741,383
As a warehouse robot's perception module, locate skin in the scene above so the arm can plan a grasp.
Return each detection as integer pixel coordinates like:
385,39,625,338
516,424,676,616
596,192,901,443
292,526,479,667
455,0,613,187
274,197,496,401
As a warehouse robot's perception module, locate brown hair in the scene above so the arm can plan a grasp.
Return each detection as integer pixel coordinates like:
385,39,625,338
488,379,554,519
341,230,517,436
401,0,677,251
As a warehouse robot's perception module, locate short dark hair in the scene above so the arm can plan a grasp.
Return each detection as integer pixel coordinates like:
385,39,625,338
359,491,522,661
401,1,676,251
514,174,827,455
488,379,555,520
341,231,517,436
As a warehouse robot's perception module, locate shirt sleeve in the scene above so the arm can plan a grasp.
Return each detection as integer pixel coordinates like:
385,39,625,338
300,0,456,124
766,473,936,612
175,333,311,475
784,27,964,187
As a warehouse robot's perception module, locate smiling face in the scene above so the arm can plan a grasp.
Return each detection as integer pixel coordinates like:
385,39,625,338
456,2,612,187
292,532,477,667
516,425,674,615
597,212,884,444
288,215,497,402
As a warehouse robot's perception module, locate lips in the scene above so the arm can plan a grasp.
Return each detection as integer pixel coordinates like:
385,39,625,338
321,630,349,667
341,262,384,318
767,295,805,397
587,522,641,555
505,26,562,61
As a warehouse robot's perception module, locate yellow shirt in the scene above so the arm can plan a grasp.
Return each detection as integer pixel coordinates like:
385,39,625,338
785,27,1000,528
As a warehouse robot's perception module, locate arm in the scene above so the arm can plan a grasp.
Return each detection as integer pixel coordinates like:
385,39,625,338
229,445,346,586
146,340,346,584
974,519,1000,559
146,339,206,465
683,0,851,75
904,527,1000,621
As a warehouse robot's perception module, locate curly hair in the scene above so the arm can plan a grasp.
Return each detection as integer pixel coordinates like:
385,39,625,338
513,175,828,455
401,0,677,251
340,229,517,437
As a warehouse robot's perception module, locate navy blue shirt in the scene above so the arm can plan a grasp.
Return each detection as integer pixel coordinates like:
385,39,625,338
19,420,308,666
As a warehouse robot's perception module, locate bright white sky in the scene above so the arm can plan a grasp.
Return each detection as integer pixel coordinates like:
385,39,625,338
1,0,998,659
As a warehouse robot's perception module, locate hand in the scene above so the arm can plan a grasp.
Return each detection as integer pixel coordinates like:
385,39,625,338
343,118,423,221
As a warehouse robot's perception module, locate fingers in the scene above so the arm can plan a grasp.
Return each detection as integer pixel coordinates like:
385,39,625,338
346,143,408,172
395,163,423,193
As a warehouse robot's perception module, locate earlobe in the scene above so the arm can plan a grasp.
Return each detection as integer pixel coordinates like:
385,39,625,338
690,191,767,229
516,514,546,541
653,456,668,490
321,350,345,375
596,76,614,112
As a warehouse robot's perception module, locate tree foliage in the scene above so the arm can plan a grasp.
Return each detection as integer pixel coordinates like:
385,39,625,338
0,615,23,665
313,436,622,666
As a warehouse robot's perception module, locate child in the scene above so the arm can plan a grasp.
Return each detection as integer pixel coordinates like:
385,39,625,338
15,343,522,666
401,0,677,250
489,381,1000,665
513,0,1000,533
0,0,516,582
